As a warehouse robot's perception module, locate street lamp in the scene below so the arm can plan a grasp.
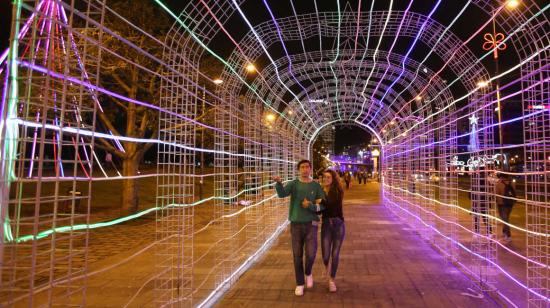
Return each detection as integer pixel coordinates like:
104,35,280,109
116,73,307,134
484,2,518,166
213,78,223,85
477,80,489,88
506,0,520,9
246,63,256,73
265,113,275,122
371,149,380,182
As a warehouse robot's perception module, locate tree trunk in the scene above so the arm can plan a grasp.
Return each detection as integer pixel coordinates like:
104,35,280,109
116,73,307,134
121,155,140,213
121,69,140,214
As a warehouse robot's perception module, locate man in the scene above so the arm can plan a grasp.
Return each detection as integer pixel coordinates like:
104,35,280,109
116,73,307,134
273,159,325,296
343,172,351,189
495,173,516,243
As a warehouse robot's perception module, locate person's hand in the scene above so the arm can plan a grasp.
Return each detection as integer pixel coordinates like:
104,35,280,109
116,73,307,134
302,198,311,208
272,176,282,183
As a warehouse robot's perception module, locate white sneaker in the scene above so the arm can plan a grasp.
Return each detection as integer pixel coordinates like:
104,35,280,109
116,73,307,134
295,285,304,296
306,275,314,288
329,279,337,292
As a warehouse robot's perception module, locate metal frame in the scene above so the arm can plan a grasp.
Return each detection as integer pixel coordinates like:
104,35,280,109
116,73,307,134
0,0,548,306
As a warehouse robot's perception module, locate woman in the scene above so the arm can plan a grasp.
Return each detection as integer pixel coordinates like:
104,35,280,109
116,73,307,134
320,169,345,292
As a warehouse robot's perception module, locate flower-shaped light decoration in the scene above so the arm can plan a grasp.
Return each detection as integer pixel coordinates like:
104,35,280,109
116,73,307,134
482,32,507,59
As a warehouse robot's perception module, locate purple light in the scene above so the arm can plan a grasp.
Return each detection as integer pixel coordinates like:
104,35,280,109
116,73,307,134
16,60,272,149
0,1,46,70
262,0,316,114
367,0,442,126
384,197,549,302
384,4,510,125
389,190,548,269
12,119,294,164
363,0,415,124
386,76,550,158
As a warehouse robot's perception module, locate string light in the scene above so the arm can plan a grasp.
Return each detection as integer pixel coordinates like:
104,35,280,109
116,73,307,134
4,0,550,306
11,180,291,243
229,0,318,128
383,4,548,134
367,0,442,126
153,0,307,135
384,198,549,302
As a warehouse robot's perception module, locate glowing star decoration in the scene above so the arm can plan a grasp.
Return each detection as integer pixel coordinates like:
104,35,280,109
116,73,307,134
469,113,478,125
468,114,479,152
482,32,507,59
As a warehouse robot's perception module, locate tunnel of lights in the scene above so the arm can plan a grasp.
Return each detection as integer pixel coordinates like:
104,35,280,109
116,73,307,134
0,0,549,306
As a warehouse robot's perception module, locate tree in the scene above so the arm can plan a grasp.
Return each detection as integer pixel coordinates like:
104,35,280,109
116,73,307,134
96,1,224,213
312,135,330,175
95,0,169,213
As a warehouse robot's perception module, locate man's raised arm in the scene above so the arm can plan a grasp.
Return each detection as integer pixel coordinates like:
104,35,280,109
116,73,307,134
273,176,292,198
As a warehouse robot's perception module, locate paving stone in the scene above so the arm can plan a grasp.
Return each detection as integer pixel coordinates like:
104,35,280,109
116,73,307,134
216,183,499,308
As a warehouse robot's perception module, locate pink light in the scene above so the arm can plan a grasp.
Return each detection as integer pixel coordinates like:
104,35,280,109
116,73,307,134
71,137,90,178
384,197,549,302
27,112,40,178
382,4,508,130
390,191,548,269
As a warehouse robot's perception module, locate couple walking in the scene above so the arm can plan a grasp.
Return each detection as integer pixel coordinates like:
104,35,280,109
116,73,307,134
272,159,346,296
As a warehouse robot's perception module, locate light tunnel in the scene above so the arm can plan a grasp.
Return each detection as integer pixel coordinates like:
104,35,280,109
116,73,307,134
0,0,549,306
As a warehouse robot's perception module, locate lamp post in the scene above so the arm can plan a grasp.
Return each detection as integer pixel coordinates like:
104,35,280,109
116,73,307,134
371,149,380,181
482,1,518,168
199,84,206,199
199,77,223,199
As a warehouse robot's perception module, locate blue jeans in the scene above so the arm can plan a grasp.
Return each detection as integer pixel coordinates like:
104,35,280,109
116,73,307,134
290,222,318,285
321,217,345,278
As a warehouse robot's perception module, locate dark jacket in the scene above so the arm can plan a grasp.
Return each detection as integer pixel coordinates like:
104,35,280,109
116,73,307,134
320,188,344,221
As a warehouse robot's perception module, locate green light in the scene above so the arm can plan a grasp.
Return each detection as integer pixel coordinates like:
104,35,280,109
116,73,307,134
13,180,288,243
2,0,22,243
5,0,21,183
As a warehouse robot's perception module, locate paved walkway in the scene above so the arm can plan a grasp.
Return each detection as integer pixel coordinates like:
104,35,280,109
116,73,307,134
217,182,499,307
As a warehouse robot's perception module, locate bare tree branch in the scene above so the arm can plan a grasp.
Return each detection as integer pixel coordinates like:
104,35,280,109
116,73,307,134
111,97,129,111
95,138,127,159
138,111,149,136
111,72,132,94
97,111,124,138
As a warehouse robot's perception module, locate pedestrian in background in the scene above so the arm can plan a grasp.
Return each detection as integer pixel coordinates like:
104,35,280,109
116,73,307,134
495,173,516,243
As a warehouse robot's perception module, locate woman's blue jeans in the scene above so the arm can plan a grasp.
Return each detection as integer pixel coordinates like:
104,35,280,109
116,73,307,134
321,217,345,278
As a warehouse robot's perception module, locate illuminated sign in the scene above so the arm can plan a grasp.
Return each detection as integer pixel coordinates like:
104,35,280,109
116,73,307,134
447,154,502,169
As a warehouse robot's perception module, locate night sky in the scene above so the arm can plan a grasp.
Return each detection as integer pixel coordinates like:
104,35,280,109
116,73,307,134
1,2,11,51
335,126,372,154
